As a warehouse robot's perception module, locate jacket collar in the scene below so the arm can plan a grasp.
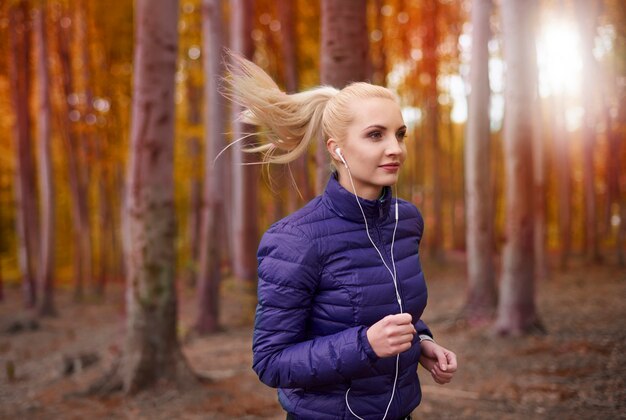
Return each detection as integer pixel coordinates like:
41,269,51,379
322,172,392,223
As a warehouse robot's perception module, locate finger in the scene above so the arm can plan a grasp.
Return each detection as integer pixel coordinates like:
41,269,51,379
384,325,415,340
431,369,453,384
395,324,417,336
430,369,445,384
384,323,416,339
432,369,454,381
393,341,412,355
397,333,416,344
433,363,455,382
389,334,415,349
388,313,413,325
434,348,448,372
445,351,458,372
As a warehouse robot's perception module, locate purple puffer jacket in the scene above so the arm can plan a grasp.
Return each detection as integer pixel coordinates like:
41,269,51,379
253,174,431,419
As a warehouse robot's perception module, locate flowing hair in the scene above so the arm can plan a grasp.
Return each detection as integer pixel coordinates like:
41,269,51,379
222,51,399,165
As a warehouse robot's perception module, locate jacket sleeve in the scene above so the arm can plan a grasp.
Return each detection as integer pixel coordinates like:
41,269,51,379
252,223,377,389
415,319,433,338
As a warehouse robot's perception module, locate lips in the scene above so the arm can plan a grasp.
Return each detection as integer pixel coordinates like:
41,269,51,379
379,162,401,169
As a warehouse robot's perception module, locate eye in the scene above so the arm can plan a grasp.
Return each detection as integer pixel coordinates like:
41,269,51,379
396,130,407,140
367,131,383,140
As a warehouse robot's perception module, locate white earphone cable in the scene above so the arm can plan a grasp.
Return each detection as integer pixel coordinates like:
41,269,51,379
341,162,402,420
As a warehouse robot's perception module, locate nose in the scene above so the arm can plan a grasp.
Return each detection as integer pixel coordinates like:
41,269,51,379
385,136,404,157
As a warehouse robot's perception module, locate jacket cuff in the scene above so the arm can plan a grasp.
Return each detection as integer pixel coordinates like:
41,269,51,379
359,326,379,362
415,319,433,340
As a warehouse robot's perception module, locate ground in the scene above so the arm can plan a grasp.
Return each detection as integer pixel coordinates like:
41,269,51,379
0,257,624,419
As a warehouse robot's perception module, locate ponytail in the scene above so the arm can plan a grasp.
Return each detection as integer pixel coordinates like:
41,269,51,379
223,52,338,164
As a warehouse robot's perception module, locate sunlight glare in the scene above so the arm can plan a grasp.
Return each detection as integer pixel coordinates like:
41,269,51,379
537,19,583,98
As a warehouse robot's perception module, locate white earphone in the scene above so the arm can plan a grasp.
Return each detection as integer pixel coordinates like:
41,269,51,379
335,147,348,168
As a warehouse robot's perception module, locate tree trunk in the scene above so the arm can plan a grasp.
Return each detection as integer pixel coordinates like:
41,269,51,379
494,0,543,335
0,169,5,302
603,99,619,240
423,0,444,262
529,5,547,282
318,0,368,193
552,91,572,269
462,0,496,325
549,0,571,272
77,0,97,294
184,73,203,288
122,0,194,392
449,115,465,251
617,92,626,267
575,0,602,263
371,0,388,86
230,0,258,283
533,96,548,282
55,9,91,300
196,0,227,334
278,0,311,212
95,168,112,296
34,2,57,316
8,1,40,308
185,136,202,287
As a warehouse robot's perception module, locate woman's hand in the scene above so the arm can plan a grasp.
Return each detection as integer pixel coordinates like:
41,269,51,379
366,313,416,358
419,341,457,384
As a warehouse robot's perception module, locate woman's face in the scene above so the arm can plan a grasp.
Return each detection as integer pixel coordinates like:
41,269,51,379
331,97,407,200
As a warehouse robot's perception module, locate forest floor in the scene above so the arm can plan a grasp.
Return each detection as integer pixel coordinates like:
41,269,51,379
0,255,625,419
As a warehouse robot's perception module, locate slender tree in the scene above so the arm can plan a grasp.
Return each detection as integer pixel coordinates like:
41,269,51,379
370,0,388,86
55,8,91,300
195,0,227,334
318,0,368,193
184,78,203,287
34,1,56,316
77,0,108,296
121,0,195,392
494,0,543,335
0,169,5,302
531,39,547,282
552,77,572,269
77,0,96,294
8,0,40,308
230,0,258,283
575,0,602,263
462,0,496,324
278,0,312,211
618,91,626,267
603,90,620,241
551,0,572,270
423,0,444,262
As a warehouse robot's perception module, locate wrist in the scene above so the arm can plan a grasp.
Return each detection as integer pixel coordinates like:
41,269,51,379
362,327,379,360
419,334,435,343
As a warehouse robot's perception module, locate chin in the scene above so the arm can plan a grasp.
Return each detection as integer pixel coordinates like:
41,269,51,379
378,175,400,186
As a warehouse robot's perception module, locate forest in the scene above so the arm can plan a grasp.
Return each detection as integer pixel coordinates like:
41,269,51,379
1,0,624,418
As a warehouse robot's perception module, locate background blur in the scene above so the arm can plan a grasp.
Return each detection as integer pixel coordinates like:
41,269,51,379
0,0,624,418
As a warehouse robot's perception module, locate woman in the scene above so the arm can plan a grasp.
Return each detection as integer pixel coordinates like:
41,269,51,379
226,55,458,420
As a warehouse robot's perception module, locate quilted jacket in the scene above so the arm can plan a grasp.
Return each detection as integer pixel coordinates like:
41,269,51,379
253,173,432,419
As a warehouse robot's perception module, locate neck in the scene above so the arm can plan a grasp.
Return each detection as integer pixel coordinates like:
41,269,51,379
336,171,383,200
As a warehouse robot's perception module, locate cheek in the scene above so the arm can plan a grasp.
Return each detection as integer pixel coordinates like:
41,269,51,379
400,144,408,161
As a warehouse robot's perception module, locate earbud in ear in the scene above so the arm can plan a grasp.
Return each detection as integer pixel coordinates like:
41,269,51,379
335,147,348,168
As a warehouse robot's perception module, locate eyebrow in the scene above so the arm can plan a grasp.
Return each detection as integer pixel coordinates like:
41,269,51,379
362,124,407,132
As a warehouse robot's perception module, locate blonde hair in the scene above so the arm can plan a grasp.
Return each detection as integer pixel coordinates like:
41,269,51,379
223,53,399,164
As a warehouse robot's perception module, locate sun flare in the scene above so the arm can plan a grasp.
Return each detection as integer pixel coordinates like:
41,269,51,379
537,18,583,98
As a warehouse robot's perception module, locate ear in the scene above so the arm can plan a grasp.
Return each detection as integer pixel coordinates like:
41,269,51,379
326,138,340,162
